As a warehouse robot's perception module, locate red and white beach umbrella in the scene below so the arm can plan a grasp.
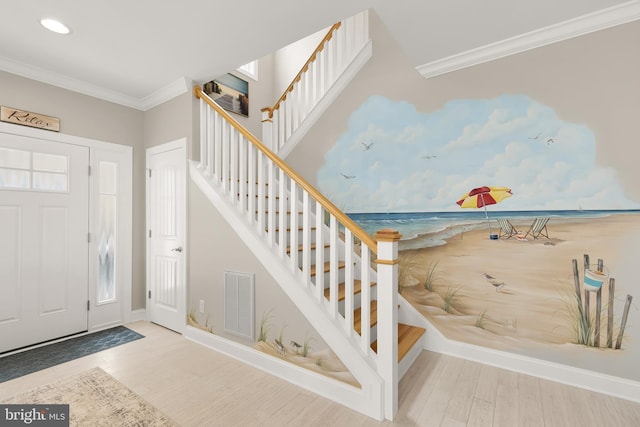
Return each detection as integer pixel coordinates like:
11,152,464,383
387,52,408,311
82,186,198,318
456,186,513,237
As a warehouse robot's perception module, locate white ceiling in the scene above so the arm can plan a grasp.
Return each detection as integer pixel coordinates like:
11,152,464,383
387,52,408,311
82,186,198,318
1,0,638,110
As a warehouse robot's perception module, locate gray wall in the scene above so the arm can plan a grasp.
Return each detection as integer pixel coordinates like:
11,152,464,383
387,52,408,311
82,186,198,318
188,180,328,348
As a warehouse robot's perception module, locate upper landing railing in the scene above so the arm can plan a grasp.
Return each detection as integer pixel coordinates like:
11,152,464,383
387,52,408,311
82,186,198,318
261,11,370,153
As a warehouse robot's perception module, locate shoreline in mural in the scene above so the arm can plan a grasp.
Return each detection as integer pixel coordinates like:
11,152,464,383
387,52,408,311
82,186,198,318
350,209,640,251
374,211,640,380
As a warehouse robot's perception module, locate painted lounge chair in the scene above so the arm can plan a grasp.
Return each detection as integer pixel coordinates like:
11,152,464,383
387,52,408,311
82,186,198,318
524,217,551,239
496,218,519,239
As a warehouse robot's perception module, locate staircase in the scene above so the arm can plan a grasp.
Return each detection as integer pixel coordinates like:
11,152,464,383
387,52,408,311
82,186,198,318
190,11,426,421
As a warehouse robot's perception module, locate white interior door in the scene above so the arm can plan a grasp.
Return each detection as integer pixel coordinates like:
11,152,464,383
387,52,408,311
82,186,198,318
0,133,89,353
146,139,186,333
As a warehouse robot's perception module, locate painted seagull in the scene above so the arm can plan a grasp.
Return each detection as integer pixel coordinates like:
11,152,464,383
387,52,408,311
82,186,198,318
546,138,555,145
361,141,373,151
528,133,541,140
340,172,355,179
422,155,437,159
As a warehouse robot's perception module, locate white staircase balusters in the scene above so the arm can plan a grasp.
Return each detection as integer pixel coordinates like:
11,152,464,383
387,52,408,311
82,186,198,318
314,202,325,301
195,87,393,418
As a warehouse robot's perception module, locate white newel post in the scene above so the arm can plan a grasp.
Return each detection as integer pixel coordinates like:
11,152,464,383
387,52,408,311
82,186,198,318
261,108,273,151
374,228,401,420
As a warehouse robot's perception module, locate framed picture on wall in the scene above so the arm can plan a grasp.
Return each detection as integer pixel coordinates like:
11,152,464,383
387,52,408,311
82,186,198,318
203,73,249,117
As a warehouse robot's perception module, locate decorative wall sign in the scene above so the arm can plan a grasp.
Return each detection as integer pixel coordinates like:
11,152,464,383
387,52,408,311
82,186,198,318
0,106,60,132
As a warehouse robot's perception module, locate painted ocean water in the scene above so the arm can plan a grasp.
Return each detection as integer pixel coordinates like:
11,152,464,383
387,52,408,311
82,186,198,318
348,210,640,250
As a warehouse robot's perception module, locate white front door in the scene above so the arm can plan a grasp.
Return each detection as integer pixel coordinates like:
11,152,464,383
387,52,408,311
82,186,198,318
146,140,186,333
0,133,89,352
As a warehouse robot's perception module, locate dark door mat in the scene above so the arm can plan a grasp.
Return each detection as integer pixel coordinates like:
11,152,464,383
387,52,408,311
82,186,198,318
0,326,144,383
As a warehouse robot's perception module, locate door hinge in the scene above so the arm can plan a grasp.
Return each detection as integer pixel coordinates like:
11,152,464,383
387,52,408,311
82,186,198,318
88,165,92,176
88,232,92,243
148,290,151,299
148,168,152,178
148,229,152,238
87,300,90,311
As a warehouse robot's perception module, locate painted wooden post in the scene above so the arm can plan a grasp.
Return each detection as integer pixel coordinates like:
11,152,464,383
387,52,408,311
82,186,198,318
261,108,273,151
607,278,615,348
616,295,633,350
594,259,604,347
374,228,401,420
571,259,588,343
571,259,582,304
584,254,590,326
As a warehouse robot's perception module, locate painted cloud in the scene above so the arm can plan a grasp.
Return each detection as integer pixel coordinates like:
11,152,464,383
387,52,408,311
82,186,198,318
317,95,639,213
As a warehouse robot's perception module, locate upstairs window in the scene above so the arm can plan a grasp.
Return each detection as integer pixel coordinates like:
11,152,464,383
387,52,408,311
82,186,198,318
237,60,258,81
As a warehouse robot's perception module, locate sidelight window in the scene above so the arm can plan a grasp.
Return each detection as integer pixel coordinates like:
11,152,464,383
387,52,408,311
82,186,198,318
97,161,118,303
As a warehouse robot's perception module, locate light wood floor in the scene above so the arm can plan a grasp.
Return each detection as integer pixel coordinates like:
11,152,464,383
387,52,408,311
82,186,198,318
2,321,639,426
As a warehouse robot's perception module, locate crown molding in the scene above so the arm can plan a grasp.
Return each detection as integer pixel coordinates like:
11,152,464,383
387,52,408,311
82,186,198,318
417,0,640,79
138,77,193,111
0,55,190,111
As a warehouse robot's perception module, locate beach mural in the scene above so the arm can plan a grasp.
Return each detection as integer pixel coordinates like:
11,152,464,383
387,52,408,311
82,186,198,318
252,308,359,387
187,305,359,387
317,94,640,381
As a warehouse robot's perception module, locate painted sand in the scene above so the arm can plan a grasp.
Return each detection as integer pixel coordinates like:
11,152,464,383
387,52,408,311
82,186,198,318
254,341,360,388
188,312,359,387
397,213,640,381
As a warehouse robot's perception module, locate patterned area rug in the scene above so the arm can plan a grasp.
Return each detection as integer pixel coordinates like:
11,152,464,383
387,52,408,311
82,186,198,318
0,326,144,383
1,367,178,426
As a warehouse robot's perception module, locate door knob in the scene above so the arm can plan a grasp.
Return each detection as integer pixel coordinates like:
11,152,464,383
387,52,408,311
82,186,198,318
171,246,183,253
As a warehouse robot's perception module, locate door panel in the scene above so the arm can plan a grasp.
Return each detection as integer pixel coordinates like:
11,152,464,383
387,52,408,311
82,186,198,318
147,140,186,333
40,206,69,314
156,256,178,308
0,133,89,352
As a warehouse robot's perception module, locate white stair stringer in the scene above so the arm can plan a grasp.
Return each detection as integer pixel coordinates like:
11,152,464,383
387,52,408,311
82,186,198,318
277,40,373,159
190,162,385,421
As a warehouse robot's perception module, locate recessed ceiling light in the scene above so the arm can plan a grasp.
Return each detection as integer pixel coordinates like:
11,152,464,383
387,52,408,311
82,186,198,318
40,18,71,35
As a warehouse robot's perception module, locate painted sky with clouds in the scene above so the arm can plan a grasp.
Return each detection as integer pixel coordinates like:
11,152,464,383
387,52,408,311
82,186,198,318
317,95,639,213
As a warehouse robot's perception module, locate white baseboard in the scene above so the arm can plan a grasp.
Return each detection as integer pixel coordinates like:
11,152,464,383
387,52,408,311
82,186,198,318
183,325,384,421
129,309,146,323
420,317,640,403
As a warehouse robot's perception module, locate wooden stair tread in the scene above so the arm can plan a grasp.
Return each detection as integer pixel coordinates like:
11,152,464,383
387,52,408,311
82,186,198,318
286,243,330,254
370,324,426,362
354,300,377,334
257,210,304,215
310,261,345,276
323,280,377,301
270,226,317,232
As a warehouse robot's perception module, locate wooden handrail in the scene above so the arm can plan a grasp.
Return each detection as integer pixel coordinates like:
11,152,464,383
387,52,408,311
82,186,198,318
195,86,377,253
262,22,342,118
